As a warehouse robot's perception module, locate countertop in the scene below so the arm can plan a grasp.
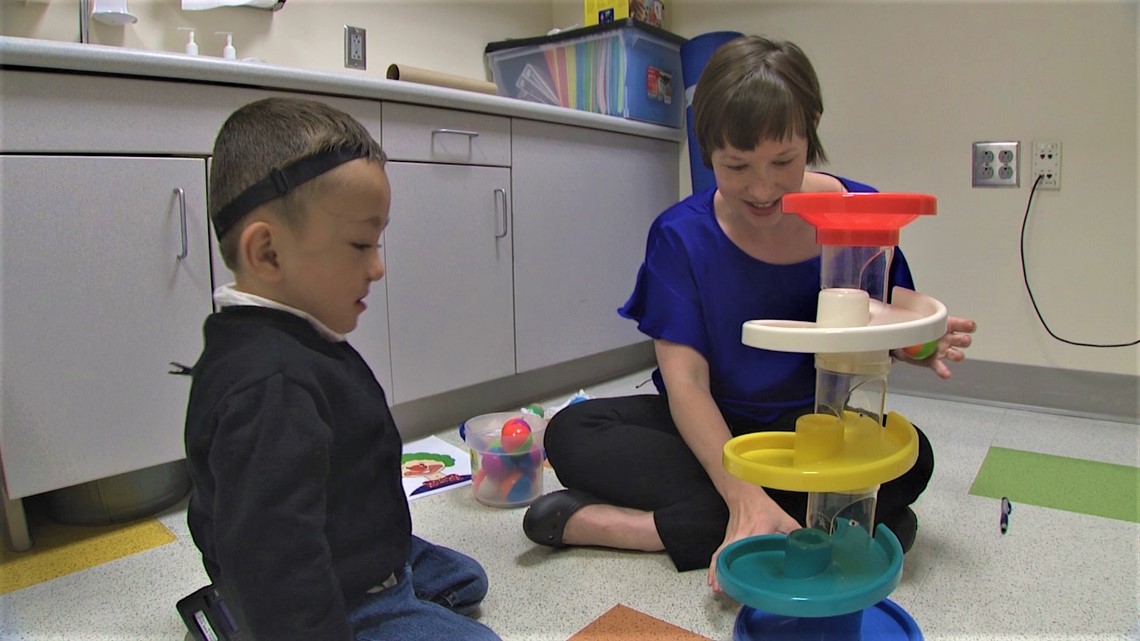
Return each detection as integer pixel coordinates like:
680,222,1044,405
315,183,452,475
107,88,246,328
0,36,685,142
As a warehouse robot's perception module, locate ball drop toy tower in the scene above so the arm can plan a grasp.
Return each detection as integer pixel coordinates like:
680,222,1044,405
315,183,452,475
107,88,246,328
716,193,946,641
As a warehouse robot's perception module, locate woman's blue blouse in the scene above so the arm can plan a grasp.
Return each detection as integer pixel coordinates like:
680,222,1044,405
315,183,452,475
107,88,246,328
619,179,915,426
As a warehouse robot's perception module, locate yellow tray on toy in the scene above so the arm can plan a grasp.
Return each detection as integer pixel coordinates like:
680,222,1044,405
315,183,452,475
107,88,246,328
723,411,919,493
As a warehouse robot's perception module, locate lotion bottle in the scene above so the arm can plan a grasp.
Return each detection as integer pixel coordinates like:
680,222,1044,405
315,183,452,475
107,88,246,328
177,27,198,56
216,32,236,60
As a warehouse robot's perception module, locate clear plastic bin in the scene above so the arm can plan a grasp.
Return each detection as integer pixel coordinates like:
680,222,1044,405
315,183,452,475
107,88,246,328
464,411,547,508
485,19,687,128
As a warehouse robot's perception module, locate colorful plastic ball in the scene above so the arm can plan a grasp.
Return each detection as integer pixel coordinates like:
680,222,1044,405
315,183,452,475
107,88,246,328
524,403,545,418
480,448,511,480
505,473,534,503
475,473,501,502
903,341,938,360
513,449,542,472
500,418,534,453
498,470,522,498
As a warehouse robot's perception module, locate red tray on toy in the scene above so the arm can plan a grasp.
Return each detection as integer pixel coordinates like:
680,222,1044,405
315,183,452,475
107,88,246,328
782,193,936,246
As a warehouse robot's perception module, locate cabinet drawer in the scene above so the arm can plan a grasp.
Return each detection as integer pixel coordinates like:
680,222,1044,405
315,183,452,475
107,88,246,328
0,71,382,155
382,103,510,166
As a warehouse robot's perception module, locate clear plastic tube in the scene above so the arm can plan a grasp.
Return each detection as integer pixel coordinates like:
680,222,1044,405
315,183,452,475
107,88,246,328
821,245,893,302
814,369,887,425
806,486,880,539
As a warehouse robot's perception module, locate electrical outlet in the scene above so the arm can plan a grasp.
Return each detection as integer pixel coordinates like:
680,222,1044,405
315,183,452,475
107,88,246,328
972,141,1019,188
344,26,366,70
1031,141,1061,190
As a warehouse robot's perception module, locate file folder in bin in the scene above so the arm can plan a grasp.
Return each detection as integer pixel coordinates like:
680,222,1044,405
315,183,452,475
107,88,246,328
485,20,687,128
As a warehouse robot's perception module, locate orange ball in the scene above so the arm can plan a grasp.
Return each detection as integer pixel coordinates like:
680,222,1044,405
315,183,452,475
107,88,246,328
903,341,938,360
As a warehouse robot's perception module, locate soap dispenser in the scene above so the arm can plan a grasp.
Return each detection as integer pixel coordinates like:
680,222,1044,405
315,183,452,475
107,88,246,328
216,32,236,60
177,27,198,56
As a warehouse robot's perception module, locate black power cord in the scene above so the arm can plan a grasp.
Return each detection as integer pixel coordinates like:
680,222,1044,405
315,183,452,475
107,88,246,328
1020,174,1139,347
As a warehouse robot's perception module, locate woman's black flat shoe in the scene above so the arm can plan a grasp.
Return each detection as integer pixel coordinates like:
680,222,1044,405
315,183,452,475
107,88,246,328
522,489,600,548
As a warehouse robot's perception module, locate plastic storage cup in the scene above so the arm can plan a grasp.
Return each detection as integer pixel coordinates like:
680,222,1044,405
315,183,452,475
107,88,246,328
463,411,546,508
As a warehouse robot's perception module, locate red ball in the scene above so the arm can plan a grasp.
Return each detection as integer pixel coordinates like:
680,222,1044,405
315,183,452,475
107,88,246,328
500,417,534,453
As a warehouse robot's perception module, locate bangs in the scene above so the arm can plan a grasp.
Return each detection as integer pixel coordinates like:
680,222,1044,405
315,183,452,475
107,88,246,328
718,71,809,153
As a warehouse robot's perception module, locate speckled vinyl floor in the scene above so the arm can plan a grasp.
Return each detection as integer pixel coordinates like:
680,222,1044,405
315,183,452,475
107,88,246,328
1,368,1137,641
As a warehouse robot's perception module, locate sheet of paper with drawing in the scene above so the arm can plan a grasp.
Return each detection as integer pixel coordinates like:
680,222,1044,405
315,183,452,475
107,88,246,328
401,436,472,500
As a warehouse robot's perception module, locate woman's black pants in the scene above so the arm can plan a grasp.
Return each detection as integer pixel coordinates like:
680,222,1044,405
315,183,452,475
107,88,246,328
542,394,934,572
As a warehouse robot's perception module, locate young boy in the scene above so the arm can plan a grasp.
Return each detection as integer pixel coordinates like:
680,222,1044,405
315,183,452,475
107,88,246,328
184,97,501,641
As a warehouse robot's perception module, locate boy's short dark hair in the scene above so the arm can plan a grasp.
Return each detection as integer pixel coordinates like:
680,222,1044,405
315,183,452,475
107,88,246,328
209,97,386,269
692,35,827,169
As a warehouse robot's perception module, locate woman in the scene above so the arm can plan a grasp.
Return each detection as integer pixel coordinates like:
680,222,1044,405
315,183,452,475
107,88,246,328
522,35,977,592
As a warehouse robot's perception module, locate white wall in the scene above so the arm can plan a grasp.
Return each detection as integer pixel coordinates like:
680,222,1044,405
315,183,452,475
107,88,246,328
4,0,1136,380
0,0,554,80
552,0,582,29
671,0,1139,378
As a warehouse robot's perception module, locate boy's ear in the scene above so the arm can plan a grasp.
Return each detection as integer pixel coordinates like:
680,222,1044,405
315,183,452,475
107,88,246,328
238,221,283,282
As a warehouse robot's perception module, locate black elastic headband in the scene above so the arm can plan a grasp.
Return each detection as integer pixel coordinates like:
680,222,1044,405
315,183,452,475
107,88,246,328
213,145,370,241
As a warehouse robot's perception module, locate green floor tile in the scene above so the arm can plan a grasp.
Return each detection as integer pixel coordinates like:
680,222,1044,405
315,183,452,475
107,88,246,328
970,446,1139,523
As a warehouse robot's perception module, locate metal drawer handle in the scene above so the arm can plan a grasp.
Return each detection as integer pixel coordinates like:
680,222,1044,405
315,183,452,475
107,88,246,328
493,188,508,239
431,128,480,138
175,187,189,260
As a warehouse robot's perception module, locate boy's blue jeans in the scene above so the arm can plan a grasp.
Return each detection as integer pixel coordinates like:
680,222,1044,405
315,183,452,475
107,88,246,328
348,536,500,641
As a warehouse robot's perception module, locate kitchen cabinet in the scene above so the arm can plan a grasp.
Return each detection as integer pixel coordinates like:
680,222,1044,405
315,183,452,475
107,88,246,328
0,59,680,549
382,162,515,403
380,103,515,404
0,155,211,499
511,119,679,372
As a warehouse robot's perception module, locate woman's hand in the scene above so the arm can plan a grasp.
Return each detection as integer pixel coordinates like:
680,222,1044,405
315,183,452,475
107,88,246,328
654,340,802,592
707,485,801,592
894,316,977,379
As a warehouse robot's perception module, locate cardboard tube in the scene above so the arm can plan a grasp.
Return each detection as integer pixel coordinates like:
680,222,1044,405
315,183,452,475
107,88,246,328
386,64,499,96
181,0,284,10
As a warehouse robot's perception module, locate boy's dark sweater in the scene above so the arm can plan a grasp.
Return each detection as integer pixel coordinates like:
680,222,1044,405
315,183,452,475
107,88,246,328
184,306,411,640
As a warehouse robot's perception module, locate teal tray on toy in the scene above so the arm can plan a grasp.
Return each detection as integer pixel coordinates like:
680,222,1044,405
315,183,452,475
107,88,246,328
717,521,904,618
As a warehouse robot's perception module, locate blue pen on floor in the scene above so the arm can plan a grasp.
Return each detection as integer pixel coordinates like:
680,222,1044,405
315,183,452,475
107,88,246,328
1000,496,1013,534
